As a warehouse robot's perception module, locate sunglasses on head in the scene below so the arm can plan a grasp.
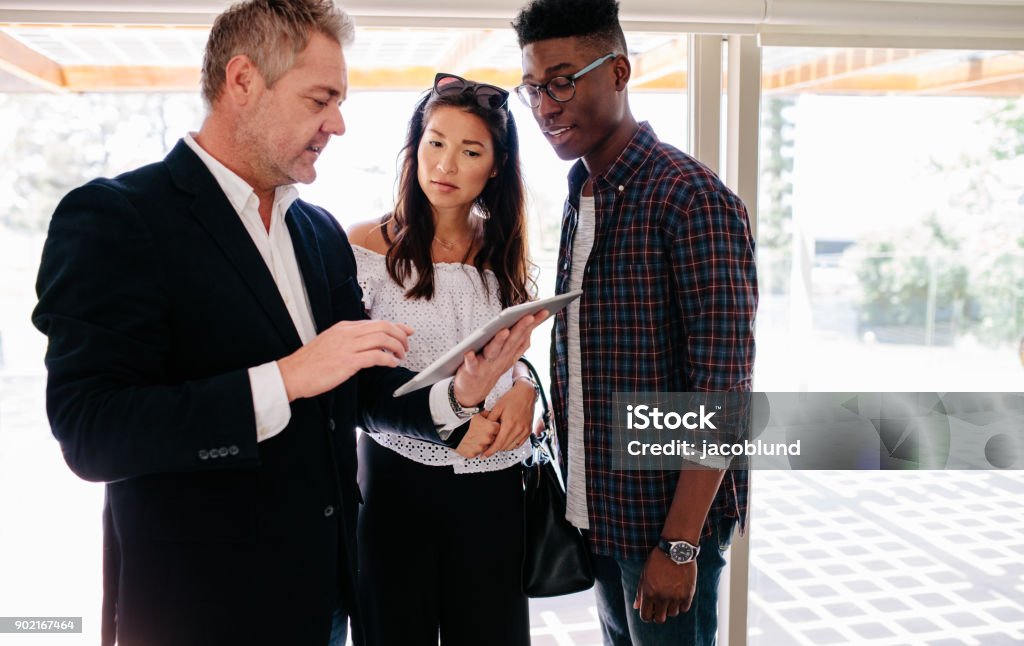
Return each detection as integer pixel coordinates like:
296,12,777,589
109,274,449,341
433,73,509,111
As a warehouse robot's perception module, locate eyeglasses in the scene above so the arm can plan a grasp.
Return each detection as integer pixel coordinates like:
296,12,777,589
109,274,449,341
433,73,509,110
514,53,617,109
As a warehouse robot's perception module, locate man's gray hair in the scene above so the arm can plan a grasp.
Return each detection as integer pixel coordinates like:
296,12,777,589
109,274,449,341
201,0,355,108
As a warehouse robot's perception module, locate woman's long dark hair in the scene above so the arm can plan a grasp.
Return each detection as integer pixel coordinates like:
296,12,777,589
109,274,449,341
381,88,532,308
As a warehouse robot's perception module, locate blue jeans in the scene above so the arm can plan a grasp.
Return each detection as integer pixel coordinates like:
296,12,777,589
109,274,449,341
593,515,736,646
328,605,347,646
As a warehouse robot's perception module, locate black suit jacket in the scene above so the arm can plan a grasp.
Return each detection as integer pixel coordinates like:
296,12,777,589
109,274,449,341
33,141,454,646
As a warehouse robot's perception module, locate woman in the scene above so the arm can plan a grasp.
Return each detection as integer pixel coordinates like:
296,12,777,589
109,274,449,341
347,74,536,645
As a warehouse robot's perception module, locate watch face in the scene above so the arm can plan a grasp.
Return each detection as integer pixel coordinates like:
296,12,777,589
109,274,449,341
669,542,696,563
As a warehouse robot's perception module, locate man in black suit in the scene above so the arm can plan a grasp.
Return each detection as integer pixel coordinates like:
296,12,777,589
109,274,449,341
32,2,539,645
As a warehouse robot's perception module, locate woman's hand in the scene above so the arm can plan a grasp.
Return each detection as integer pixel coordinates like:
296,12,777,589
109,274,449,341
483,380,537,457
455,411,500,459
451,310,548,407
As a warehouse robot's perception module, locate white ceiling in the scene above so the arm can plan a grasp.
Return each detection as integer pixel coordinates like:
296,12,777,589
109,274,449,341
0,0,765,27
0,23,680,69
1,1,1022,44
3,0,1024,22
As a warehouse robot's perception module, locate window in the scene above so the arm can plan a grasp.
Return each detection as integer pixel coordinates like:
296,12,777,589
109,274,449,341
750,46,1024,645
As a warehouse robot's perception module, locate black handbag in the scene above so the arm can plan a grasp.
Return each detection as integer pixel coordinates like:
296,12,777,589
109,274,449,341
519,358,595,598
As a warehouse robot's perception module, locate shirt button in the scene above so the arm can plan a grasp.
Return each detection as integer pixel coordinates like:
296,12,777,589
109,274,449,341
218,447,229,457
323,505,335,518
618,185,625,192
228,445,240,456
198,449,209,460
328,418,336,431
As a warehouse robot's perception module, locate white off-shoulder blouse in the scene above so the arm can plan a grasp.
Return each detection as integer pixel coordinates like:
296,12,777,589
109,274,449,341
352,244,530,473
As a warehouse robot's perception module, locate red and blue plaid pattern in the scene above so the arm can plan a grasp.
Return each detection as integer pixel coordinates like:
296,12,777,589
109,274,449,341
549,122,758,561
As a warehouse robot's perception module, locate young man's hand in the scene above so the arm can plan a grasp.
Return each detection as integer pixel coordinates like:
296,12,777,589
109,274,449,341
633,549,697,623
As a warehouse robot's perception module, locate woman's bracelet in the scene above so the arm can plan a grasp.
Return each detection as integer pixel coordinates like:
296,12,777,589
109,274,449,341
513,374,540,398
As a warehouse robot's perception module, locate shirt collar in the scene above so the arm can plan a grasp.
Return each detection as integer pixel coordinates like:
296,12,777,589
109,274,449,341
183,132,299,218
566,121,659,203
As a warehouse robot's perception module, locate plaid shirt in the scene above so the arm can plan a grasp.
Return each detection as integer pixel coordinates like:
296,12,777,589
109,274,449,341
549,122,758,561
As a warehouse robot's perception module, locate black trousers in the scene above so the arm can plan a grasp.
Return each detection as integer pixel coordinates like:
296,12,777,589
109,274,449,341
356,434,530,646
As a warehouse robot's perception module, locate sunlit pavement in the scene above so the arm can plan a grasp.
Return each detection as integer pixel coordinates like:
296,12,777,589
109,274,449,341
3,377,1023,646
749,471,1024,645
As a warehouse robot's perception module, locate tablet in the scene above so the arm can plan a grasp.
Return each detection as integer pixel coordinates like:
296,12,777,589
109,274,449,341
392,289,583,397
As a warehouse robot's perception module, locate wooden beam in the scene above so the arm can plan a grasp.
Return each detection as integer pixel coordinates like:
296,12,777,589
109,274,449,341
632,70,687,91
347,66,523,91
61,65,198,91
630,38,688,89
29,64,520,93
15,34,1016,99
763,72,918,96
908,52,1024,95
763,48,925,94
946,77,1024,97
38,63,688,93
434,30,493,76
454,67,526,89
0,31,64,92
347,66,438,90
763,50,1024,97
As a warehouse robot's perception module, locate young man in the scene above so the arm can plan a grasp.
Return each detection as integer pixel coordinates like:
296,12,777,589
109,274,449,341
512,1,758,644
32,2,539,644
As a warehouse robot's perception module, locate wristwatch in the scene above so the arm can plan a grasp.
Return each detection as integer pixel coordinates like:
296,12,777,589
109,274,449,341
448,379,482,419
657,537,700,564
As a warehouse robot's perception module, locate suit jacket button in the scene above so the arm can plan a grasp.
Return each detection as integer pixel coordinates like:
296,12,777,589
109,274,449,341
198,449,209,460
328,419,336,431
323,505,335,518
218,447,229,457
228,445,239,456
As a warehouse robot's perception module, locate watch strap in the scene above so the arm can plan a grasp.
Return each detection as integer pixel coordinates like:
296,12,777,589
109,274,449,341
447,379,482,418
657,536,700,564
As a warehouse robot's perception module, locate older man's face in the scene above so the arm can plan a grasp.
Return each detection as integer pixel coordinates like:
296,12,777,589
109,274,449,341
240,31,347,190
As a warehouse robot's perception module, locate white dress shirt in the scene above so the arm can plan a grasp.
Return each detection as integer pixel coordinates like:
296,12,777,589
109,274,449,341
183,134,461,442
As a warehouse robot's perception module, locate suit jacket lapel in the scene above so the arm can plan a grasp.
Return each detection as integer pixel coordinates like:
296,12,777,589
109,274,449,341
164,141,302,351
284,205,338,416
285,204,332,335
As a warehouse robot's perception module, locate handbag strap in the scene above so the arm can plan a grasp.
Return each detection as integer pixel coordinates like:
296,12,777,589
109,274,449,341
518,357,571,493
517,356,551,434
